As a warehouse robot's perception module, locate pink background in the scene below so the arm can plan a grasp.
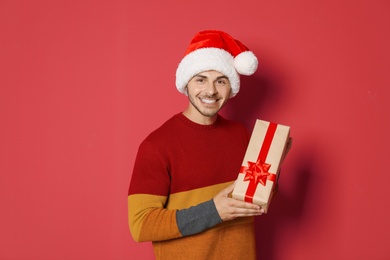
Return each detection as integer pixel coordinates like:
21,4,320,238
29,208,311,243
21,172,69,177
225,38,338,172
1,0,389,259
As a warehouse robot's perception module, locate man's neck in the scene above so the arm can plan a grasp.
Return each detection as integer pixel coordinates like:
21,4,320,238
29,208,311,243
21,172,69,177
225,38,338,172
182,106,218,125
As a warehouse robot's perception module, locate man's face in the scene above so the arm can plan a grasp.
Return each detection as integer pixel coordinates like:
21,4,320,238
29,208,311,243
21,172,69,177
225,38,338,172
186,70,231,120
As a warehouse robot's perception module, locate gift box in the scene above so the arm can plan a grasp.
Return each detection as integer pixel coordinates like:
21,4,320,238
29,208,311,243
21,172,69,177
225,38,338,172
232,119,290,213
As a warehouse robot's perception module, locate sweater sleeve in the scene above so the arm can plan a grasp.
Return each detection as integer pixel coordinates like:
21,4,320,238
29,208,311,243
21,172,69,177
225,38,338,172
128,194,182,242
128,139,182,242
128,139,224,242
176,199,222,236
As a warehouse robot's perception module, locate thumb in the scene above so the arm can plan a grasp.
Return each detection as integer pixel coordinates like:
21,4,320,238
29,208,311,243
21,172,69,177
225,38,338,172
221,182,235,197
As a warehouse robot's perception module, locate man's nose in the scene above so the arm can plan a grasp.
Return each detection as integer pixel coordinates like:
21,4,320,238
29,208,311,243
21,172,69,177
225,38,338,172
204,82,218,95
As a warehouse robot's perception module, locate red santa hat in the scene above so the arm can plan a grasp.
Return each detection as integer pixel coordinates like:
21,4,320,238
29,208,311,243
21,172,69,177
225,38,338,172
176,30,258,97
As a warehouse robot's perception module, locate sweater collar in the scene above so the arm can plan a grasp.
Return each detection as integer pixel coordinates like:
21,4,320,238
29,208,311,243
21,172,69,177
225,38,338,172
176,112,222,131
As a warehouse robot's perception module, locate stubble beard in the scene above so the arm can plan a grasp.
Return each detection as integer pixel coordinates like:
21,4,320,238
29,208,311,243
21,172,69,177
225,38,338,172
188,95,221,118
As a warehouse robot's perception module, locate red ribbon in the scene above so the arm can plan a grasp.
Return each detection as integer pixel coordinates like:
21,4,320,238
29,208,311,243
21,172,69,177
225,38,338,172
239,122,278,203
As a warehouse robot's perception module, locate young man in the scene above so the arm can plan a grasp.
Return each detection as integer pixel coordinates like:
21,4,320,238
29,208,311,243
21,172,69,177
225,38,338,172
128,30,261,259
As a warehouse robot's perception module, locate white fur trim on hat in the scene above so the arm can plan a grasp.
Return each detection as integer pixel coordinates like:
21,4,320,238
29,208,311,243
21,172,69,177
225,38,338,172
175,47,240,97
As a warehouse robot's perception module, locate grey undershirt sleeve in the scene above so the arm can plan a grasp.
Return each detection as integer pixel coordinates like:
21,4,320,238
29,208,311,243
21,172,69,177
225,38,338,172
176,199,223,237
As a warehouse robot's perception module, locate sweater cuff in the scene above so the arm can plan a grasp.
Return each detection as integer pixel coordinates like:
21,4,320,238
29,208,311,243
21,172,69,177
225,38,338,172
176,199,222,237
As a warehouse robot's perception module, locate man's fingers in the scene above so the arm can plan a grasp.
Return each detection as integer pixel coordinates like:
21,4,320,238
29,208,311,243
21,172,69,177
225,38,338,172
231,198,261,210
223,199,264,219
214,183,266,221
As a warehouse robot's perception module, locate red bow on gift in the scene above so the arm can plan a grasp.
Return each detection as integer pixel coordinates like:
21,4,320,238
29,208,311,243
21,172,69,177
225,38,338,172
240,158,275,186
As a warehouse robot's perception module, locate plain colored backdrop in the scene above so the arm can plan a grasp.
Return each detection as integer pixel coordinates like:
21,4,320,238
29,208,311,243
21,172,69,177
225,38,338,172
1,0,389,259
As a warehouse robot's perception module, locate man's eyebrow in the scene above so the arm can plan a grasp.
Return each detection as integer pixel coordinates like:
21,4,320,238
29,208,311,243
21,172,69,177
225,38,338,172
216,75,229,80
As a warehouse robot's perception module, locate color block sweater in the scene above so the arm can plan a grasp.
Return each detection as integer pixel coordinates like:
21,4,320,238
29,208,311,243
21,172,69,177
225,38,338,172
128,113,257,259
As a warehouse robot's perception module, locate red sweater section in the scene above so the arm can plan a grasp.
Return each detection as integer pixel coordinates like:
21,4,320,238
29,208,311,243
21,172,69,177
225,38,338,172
128,113,257,259
129,113,249,196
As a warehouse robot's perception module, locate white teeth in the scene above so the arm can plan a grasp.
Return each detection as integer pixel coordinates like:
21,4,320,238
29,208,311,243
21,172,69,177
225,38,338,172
201,98,216,104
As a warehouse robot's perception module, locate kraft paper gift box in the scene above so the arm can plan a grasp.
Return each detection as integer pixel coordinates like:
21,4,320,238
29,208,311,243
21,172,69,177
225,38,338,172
232,119,290,213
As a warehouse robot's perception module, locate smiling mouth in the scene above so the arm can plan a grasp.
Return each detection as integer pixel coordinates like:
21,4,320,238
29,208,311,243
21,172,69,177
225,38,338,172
200,98,218,104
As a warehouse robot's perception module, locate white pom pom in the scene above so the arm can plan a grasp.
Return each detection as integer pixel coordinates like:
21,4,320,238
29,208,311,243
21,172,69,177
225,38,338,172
234,51,258,75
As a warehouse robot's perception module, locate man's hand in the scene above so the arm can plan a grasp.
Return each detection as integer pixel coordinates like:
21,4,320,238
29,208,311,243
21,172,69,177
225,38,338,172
213,183,264,221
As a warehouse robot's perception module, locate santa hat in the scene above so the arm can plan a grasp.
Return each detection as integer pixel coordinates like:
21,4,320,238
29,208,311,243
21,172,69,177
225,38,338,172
176,30,258,97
